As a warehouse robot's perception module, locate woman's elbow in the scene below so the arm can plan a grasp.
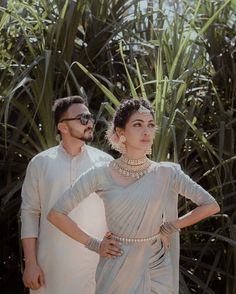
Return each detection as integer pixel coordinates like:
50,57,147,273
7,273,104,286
47,209,58,225
211,201,220,214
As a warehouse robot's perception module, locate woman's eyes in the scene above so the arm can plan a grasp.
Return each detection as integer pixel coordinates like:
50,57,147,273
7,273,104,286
133,123,156,128
133,123,142,127
148,123,156,128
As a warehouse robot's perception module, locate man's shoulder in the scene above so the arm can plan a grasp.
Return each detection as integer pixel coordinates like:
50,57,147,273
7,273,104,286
31,145,59,163
86,145,113,161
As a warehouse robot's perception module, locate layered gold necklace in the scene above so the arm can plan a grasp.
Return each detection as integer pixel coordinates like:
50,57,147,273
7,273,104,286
112,155,152,179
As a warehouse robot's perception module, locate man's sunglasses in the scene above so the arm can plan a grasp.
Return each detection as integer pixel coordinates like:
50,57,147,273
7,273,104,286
60,113,96,125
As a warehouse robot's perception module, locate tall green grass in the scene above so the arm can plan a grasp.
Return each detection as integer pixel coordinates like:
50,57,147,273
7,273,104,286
0,0,235,292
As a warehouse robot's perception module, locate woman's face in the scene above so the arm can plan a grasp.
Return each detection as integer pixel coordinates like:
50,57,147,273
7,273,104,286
118,111,156,156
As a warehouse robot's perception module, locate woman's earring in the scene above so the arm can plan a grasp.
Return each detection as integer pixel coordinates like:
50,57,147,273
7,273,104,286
56,133,61,142
117,135,127,154
146,147,152,155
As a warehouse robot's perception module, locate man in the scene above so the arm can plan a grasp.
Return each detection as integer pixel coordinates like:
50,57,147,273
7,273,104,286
21,96,113,294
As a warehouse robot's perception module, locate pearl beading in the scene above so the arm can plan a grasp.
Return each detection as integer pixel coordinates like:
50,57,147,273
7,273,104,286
121,156,148,165
112,233,159,243
112,156,152,179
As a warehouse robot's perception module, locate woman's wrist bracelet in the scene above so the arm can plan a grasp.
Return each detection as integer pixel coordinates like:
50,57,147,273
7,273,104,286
160,221,180,236
85,237,101,254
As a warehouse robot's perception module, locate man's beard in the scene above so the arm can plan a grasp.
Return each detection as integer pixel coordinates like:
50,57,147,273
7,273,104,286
79,134,93,143
70,127,94,143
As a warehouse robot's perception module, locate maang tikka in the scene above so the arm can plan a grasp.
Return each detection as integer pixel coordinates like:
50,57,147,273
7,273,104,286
138,105,151,115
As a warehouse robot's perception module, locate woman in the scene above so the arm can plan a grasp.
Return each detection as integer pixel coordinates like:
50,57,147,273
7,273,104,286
48,99,220,294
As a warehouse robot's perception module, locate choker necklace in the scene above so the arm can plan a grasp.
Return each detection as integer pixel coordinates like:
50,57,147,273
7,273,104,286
112,155,152,179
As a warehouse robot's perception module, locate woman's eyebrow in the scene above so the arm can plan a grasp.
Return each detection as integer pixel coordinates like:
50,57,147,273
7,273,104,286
131,119,154,123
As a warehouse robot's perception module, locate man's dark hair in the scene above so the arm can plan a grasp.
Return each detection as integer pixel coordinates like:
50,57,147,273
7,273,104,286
52,96,85,126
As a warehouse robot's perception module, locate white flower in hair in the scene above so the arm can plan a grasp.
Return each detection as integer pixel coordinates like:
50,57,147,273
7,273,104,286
138,105,151,115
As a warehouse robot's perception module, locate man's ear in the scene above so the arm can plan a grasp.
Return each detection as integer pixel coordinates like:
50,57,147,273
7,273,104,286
57,122,68,135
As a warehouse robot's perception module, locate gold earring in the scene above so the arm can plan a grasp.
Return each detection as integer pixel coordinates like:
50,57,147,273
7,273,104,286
117,135,126,154
56,133,61,142
146,147,152,155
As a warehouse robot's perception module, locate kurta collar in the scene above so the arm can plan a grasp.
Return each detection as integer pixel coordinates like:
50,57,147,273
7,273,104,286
58,141,87,157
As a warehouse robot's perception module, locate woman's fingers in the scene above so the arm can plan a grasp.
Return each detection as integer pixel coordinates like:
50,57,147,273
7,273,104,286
105,248,122,257
100,238,123,258
160,233,170,249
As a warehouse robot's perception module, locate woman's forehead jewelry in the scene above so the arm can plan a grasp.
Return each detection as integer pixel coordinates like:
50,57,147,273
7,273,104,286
138,105,151,115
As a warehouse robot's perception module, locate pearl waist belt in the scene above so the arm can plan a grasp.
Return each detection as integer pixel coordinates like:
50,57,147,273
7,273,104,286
112,233,159,243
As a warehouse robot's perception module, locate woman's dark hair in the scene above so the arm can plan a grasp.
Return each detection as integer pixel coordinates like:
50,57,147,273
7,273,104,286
52,95,85,126
113,98,155,130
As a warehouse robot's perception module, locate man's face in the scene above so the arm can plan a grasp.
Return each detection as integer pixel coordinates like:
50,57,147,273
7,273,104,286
59,103,94,143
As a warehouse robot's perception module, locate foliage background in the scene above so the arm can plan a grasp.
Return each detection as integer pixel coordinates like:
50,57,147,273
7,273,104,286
0,0,235,293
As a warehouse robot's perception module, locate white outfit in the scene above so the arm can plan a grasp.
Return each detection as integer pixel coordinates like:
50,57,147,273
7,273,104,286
21,143,113,294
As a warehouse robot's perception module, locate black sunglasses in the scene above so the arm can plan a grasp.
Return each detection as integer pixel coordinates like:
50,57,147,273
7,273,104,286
60,113,96,125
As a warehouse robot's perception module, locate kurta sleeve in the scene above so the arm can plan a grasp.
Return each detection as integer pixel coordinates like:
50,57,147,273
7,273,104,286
21,160,41,239
173,164,216,205
53,166,99,215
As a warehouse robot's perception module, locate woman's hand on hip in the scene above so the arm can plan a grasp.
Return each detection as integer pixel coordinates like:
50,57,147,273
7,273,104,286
99,232,123,258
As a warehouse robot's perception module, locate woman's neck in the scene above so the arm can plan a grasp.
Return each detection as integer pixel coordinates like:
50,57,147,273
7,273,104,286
121,152,147,160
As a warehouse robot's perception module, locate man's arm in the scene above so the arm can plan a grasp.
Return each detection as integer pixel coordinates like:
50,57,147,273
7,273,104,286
22,238,45,290
21,159,44,290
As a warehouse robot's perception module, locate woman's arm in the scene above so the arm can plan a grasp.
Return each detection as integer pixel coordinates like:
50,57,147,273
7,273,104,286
169,164,220,230
47,210,90,245
172,201,220,230
48,167,122,258
47,210,122,258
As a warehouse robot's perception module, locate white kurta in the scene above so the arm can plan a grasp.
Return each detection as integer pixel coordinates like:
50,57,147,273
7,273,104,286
21,143,113,294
